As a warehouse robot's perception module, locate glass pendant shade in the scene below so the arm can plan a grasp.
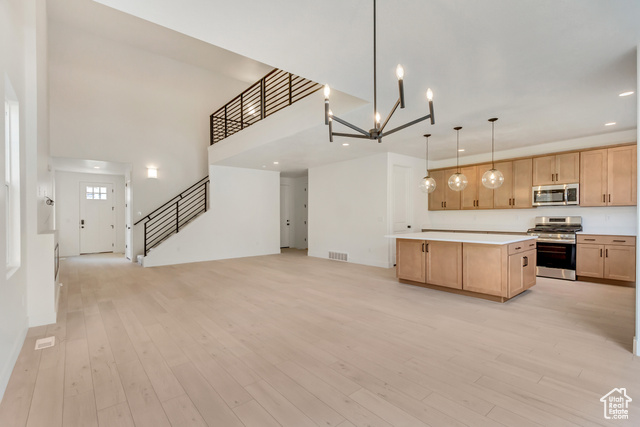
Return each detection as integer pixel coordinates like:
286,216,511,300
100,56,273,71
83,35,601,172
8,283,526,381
448,172,468,191
419,175,437,193
481,168,504,189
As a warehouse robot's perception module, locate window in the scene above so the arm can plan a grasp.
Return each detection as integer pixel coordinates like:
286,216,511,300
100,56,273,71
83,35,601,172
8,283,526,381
5,97,20,272
86,186,108,200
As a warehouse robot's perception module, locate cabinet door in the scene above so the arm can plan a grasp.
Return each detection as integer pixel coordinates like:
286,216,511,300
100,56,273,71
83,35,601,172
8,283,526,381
608,145,637,206
396,239,426,282
476,164,495,209
556,152,580,184
428,170,445,211
604,245,636,281
580,149,608,206
463,244,507,296
444,168,461,210
512,158,533,208
532,155,556,186
576,244,604,278
508,249,537,298
460,166,478,210
493,161,513,209
426,241,462,289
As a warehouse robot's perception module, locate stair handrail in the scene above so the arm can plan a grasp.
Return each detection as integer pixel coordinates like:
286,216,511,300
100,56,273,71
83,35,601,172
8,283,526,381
134,176,209,226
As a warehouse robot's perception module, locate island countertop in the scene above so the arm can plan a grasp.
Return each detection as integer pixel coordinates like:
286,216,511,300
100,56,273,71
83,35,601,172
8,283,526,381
385,231,537,245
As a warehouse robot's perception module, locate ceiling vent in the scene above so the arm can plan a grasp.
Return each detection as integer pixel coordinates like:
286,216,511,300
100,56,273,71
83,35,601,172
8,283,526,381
328,251,348,262
34,336,56,350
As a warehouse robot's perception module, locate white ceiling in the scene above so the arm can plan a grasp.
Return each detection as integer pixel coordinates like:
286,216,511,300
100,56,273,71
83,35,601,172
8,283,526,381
82,0,638,169
52,157,132,176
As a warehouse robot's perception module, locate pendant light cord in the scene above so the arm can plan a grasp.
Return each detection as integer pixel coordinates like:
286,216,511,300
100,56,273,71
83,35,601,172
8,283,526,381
425,135,429,174
456,129,460,173
373,0,377,128
491,121,495,169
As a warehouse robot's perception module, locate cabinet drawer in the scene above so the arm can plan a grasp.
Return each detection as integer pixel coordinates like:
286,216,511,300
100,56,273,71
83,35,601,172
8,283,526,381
508,240,536,255
578,234,635,246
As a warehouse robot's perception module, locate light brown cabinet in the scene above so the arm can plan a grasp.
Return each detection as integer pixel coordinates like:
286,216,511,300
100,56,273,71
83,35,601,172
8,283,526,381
428,169,461,210
508,249,537,298
461,164,493,209
396,239,426,282
493,159,533,209
426,241,463,289
580,146,637,207
533,153,579,185
396,239,462,288
576,234,636,282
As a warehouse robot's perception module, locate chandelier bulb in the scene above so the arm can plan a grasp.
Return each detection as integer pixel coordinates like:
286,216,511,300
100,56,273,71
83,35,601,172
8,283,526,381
375,112,381,124
426,88,433,101
324,84,331,99
396,64,404,80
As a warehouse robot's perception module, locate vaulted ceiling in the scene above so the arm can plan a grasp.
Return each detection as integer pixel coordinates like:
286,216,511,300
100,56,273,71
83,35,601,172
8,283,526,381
59,0,639,171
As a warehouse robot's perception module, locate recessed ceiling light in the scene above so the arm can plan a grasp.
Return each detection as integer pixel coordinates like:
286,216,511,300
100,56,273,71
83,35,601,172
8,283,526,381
262,165,266,168
273,161,279,164
342,143,349,146
605,122,616,126
93,166,100,169
458,148,465,152
619,91,634,97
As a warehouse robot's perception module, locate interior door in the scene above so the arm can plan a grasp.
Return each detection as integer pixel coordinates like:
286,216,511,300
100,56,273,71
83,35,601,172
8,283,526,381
125,180,132,260
80,182,115,254
392,165,412,232
280,183,292,248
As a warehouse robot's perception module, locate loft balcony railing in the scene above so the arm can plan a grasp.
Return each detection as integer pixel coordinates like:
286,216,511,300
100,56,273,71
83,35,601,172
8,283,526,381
134,176,209,256
210,68,321,145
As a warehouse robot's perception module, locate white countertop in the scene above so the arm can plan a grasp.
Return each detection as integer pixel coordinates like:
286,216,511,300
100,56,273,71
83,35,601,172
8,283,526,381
385,232,537,245
577,230,637,237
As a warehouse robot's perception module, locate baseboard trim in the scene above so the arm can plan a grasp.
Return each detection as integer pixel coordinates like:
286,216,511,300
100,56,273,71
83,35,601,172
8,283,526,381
0,321,28,402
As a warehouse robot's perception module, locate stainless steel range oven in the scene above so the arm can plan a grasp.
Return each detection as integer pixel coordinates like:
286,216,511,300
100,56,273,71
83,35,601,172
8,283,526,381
527,216,582,280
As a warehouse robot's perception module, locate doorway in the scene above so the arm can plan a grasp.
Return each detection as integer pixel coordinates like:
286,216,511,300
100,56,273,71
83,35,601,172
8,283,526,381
280,183,292,248
80,182,115,254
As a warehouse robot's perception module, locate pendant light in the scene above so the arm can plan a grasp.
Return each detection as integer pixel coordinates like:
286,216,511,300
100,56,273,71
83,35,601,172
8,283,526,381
481,117,505,189
419,134,436,193
448,126,467,191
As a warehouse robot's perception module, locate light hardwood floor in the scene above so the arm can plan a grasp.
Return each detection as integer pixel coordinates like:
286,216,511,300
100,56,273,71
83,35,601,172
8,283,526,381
0,250,638,426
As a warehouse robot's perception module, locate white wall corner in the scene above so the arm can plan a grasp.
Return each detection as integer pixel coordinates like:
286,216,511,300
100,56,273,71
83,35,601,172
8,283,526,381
0,323,28,403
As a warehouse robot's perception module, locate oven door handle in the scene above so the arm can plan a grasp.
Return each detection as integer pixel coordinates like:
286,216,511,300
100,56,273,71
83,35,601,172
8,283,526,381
534,238,576,244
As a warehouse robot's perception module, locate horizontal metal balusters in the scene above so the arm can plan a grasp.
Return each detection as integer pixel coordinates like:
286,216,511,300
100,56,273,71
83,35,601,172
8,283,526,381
135,176,209,256
210,69,321,144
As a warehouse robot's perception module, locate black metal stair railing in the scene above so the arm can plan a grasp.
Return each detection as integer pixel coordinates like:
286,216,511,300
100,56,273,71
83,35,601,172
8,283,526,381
210,68,321,144
134,176,209,256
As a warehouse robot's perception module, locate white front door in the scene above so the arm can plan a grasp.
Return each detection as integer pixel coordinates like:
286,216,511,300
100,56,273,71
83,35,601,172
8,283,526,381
80,182,115,254
280,183,292,248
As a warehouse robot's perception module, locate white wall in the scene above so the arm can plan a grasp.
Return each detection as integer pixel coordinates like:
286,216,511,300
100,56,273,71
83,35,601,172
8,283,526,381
55,171,125,257
0,0,55,401
281,176,308,250
143,165,280,267
309,153,391,268
635,43,639,357
48,23,256,259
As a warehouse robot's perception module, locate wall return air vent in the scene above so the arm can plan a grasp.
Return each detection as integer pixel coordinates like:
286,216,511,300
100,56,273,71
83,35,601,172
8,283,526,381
328,251,348,262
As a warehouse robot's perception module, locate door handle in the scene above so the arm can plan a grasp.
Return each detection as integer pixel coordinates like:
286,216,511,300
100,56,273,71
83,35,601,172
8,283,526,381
556,173,558,181
600,248,603,257
605,248,608,257
523,256,528,267
422,242,425,253
612,240,626,243
551,173,554,182
425,243,429,253
512,198,515,206
603,194,606,203
608,194,611,203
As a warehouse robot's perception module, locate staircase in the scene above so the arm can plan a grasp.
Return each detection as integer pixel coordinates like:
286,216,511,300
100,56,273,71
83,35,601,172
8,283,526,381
134,176,209,256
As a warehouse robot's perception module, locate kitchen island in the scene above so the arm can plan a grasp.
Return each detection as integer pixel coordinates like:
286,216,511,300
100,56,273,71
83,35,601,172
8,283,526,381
387,232,537,302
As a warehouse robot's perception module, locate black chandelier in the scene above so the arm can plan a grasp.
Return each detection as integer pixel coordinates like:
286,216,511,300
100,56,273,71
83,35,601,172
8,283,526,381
323,0,435,143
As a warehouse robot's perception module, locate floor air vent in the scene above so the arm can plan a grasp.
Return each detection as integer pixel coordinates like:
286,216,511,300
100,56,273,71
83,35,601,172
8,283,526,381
328,251,348,262
34,336,56,350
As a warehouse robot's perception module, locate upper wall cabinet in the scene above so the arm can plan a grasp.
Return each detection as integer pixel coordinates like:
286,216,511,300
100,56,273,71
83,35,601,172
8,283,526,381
581,145,637,206
532,153,580,185
428,169,461,210
493,159,533,209
461,164,493,209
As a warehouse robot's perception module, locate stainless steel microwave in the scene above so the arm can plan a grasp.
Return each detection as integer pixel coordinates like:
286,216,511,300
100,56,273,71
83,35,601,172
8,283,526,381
532,183,579,206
